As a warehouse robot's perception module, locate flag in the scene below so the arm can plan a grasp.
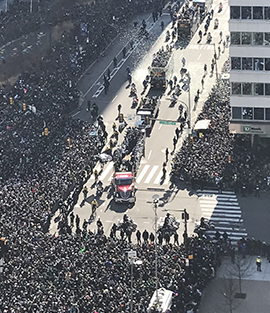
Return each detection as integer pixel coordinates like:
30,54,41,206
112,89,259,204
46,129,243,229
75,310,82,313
79,246,86,253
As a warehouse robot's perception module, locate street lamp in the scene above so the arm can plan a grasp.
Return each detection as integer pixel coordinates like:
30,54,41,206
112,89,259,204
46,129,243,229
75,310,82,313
183,72,192,132
209,43,219,81
152,194,160,306
128,250,143,313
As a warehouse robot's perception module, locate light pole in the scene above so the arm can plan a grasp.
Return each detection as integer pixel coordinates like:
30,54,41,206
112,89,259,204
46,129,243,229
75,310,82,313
209,43,219,81
183,72,191,132
152,194,159,306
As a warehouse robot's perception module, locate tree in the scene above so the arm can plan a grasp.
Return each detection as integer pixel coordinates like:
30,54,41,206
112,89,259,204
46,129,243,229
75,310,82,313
226,254,253,296
220,277,240,313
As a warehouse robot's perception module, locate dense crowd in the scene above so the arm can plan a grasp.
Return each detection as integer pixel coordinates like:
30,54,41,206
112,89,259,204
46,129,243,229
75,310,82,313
171,59,270,192
171,70,234,187
0,220,221,313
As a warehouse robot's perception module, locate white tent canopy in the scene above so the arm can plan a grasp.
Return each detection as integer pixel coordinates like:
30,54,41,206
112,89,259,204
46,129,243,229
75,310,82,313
194,119,211,131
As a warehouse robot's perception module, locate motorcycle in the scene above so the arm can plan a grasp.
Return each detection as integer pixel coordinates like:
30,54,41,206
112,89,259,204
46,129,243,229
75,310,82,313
218,2,223,13
207,32,212,44
214,18,219,29
129,83,137,97
165,30,170,42
131,96,138,108
194,218,215,234
96,182,104,198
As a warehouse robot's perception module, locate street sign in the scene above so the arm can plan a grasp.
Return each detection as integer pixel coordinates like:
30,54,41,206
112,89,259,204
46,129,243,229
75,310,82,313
159,121,176,125
128,250,137,264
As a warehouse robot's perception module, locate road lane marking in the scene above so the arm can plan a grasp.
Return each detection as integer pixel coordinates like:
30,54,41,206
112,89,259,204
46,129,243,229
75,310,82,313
148,150,152,159
99,163,114,180
197,54,201,60
136,165,150,183
144,165,159,184
154,169,163,184
112,95,117,102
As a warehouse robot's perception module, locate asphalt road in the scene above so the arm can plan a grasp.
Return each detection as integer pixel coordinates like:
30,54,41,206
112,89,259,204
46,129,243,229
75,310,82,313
50,0,232,243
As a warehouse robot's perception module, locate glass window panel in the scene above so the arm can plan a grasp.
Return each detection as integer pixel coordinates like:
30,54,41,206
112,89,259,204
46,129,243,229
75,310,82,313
241,32,252,44
242,107,253,119
231,57,241,70
242,58,253,70
265,83,270,95
253,58,264,70
231,82,241,95
254,83,264,95
253,33,263,45
266,108,270,120
264,33,270,45
241,6,252,19
254,108,264,120
253,7,263,19
243,83,252,95
265,58,270,71
265,7,270,19
231,6,240,19
232,107,242,119
231,32,240,45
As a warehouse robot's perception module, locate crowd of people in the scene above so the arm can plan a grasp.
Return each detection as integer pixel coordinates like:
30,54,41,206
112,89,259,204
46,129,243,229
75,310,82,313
171,57,270,193
171,62,234,188
1,215,222,313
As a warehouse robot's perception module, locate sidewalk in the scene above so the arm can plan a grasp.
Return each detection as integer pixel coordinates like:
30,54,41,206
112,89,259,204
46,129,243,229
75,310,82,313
199,256,270,313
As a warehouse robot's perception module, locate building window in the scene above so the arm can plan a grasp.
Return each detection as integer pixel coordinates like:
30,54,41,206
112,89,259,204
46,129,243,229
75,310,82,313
231,82,241,95
241,6,252,19
243,107,253,119
232,107,242,119
266,108,270,120
253,33,263,45
242,58,252,70
265,7,270,19
265,33,270,45
231,6,240,19
241,32,252,45
231,57,241,70
254,83,264,95
243,83,252,95
265,83,270,95
265,58,270,71
253,7,263,19
253,58,264,70
231,32,240,45
254,108,264,120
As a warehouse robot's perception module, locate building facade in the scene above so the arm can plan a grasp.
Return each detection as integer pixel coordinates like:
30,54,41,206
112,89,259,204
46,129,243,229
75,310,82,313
229,0,270,136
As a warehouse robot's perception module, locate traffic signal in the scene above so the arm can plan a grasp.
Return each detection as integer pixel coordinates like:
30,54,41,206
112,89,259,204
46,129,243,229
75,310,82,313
182,209,189,221
119,113,124,123
23,103,27,111
145,116,150,124
44,128,49,136
228,155,232,163
9,97,13,105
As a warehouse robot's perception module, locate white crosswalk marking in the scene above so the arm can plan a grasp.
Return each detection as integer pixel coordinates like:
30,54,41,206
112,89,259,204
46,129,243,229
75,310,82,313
88,163,172,186
136,165,150,183
144,165,159,184
154,169,163,184
99,163,113,180
198,190,247,245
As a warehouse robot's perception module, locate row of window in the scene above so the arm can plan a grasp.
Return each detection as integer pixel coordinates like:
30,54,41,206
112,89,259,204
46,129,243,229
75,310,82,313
231,32,270,46
231,6,270,20
231,57,270,71
231,82,270,96
232,107,270,120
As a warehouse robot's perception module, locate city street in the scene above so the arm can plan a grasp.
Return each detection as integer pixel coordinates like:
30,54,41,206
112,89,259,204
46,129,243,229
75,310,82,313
51,0,234,244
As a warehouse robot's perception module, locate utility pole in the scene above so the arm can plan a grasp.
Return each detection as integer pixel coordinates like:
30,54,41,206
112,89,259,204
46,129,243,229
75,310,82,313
152,194,159,307
181,208,189,252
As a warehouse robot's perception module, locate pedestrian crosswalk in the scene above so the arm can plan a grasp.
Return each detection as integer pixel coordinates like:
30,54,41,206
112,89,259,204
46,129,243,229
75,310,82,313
197,190,247,245
89,162,171,186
